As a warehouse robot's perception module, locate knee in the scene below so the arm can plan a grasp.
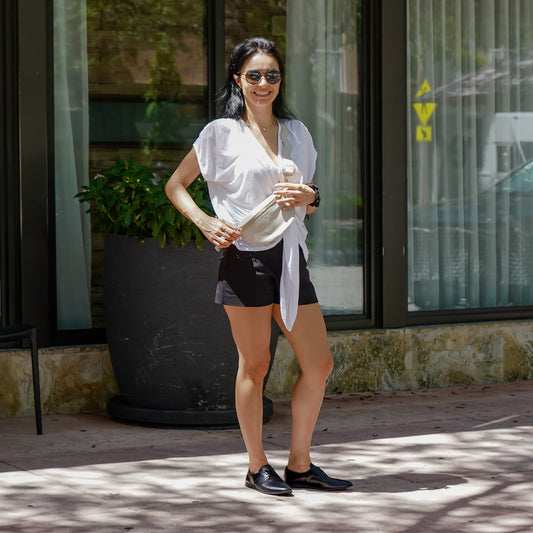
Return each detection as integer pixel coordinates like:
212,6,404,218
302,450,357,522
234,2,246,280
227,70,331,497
238,353,271,383
302,351,334,382
320,352,334,379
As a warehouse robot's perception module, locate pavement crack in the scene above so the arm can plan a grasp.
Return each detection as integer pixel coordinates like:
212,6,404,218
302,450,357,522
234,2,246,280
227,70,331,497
0,458,49,479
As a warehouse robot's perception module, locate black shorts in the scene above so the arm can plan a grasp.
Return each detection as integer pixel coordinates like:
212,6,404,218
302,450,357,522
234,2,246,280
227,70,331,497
215,240,318,307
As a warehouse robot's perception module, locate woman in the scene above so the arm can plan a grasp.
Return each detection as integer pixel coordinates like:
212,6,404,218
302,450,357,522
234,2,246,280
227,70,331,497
165,37,352,496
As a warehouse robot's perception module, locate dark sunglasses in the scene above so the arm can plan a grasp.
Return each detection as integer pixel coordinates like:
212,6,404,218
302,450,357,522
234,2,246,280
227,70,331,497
238,69,282,84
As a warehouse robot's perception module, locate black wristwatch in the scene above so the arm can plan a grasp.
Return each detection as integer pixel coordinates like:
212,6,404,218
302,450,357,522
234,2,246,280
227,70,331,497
307,184,320,207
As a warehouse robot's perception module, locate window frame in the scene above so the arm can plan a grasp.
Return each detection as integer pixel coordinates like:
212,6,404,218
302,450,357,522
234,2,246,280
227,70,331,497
379,0,408,329
9,0,54,345
0,0,20,327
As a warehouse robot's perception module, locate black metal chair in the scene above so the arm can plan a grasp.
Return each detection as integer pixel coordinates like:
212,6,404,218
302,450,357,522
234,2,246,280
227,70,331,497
0,325,42,434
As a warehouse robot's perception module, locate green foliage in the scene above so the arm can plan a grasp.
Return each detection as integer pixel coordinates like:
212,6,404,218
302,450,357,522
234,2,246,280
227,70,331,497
76,158,214,249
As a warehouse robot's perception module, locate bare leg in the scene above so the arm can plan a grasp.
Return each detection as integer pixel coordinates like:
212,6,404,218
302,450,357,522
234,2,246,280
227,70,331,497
273,303,333,472
224,304,274,473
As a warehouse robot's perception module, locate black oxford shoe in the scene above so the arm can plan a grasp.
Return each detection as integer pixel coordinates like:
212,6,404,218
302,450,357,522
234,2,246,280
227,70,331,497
285,463,353,491
245,464,293,496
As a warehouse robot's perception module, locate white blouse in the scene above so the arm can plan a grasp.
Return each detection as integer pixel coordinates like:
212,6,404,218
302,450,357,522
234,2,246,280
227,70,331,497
193,117,317,331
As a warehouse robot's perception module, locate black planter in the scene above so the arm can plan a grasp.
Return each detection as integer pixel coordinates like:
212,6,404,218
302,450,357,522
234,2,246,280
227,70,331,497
104,234,277,428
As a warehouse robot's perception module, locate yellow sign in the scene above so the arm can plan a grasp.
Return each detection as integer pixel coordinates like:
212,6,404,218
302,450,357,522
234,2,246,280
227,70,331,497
416,126,432,142
414,80,436,142
413,103,437,126
416,79,432,97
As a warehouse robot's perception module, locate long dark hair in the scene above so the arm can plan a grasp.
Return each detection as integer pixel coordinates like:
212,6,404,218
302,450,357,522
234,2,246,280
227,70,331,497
216,37,294,120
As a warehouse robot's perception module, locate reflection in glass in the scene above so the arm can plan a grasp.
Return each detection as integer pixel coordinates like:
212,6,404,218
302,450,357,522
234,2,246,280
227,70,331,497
87,0,207,173
85,1,207,328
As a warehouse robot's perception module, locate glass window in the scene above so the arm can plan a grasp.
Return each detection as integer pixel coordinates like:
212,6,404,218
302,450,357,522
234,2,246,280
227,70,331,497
53,0,207,330
226,0,365,316
407,0,533,311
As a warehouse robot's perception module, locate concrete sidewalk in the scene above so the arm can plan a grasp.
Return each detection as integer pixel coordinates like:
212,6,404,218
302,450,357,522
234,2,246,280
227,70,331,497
1,381,532,533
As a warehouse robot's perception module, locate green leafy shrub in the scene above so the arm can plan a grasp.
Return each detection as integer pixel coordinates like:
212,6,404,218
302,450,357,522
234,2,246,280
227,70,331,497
76,158,213,248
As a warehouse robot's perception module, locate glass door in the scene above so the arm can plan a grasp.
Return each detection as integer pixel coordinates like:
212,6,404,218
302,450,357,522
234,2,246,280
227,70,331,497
225,0,366,318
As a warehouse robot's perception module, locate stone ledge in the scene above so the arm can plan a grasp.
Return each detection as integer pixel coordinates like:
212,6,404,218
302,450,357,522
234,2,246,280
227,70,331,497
0,345,118,418
1,321,532,418
264,320,533,397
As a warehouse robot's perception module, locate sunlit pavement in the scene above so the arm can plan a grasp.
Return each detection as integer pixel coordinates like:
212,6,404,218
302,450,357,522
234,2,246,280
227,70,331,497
1,381,532,532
